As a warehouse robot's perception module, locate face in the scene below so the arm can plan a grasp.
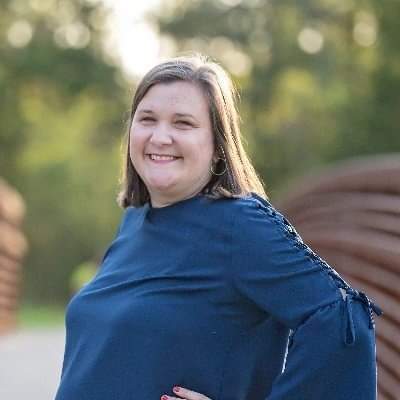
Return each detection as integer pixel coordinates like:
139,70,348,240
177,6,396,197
129,81,216,207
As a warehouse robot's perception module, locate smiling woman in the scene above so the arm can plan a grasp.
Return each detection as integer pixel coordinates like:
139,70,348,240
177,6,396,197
54,55,381,400
129,81,215,208
116,54,266,209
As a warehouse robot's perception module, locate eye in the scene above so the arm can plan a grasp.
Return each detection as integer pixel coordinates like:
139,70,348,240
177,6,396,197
175,120,192,127
140,117,156,123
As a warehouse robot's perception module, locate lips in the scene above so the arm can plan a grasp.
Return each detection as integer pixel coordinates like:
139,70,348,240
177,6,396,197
146,153,183,162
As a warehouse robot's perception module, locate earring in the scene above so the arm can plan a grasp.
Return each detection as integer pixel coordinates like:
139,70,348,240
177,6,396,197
211,158,227,175
210,146,227,176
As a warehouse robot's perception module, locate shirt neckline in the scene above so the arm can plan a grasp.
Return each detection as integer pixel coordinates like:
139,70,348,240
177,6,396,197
146,192,205,213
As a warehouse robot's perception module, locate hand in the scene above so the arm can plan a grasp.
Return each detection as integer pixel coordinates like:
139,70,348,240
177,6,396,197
161,385,212,400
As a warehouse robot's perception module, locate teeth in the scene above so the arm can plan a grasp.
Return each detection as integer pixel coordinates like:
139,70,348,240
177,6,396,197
149,154,178,161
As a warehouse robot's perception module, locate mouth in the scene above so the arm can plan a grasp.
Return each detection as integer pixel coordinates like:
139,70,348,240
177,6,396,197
145,153,183,163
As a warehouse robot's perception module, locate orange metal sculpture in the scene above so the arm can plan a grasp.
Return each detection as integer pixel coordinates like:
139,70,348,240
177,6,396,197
0,178,28,334
275,154,400,400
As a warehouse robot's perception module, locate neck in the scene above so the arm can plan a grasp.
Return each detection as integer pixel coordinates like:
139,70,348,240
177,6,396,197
149,190,203,208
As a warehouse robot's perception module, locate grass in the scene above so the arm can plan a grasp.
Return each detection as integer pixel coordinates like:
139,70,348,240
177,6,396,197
17,303,66,328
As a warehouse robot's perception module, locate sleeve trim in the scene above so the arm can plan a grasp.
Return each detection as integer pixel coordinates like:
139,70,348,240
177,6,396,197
249,193,352,293
247,193,383,346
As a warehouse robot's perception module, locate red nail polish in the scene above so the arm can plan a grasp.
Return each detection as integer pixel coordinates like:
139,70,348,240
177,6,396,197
161,396,168,400
173,386,180,392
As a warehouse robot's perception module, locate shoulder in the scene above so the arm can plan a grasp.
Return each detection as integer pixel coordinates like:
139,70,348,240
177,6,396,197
197,192,268,230
117,205,148,234
207,192,270,216
226,192,291,232
201,192,280,225
227,193,310,255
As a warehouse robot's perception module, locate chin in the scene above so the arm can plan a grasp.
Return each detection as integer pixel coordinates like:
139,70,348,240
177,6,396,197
147,177,179,192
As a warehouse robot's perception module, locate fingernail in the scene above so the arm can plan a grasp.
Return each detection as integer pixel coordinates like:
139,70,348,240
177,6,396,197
161,396,168,400
173,386,180,393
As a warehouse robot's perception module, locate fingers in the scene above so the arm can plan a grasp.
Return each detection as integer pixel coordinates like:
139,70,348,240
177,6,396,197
161,386,212,400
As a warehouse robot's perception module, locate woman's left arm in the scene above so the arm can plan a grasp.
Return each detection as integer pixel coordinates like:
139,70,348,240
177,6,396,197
230,198,382,400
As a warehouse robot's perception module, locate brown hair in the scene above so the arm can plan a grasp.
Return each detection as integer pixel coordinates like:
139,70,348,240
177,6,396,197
116,53,267,208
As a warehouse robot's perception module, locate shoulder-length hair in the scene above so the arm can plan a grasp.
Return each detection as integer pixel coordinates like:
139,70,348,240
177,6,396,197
116,53,268,208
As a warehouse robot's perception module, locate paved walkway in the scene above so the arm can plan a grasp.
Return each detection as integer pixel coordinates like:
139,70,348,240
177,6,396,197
0,326,65,400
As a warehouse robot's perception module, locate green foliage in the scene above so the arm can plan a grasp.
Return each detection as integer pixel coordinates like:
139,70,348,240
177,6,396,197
18,303,65,328
70,260,98,293
154,0,400,195
1,0,128,304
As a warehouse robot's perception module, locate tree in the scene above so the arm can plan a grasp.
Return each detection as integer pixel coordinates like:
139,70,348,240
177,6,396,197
1,0,129,303
153,0,400,196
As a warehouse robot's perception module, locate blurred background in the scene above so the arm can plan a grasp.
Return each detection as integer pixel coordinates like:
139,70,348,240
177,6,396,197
1,0,399,399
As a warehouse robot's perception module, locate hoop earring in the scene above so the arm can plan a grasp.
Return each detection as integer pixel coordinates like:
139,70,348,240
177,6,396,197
211,157,227,176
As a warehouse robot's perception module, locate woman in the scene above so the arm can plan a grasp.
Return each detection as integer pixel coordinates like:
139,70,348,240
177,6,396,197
55,54,382,400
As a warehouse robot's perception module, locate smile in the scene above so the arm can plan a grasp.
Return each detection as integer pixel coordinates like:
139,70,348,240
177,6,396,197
146,154,182,162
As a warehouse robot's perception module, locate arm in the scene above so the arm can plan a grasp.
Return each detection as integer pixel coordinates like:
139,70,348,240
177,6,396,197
232,195,382,400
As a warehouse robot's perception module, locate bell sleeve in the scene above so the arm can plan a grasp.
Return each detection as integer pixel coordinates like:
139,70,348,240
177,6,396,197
231,195,383,400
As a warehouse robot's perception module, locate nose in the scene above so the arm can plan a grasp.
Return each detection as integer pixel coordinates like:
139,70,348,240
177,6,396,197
149,123,173,145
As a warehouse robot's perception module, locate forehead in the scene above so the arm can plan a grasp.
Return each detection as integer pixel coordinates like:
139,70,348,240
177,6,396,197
137,81,209,115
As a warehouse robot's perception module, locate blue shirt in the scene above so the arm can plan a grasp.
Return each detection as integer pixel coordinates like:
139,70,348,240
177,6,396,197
55,192,382,400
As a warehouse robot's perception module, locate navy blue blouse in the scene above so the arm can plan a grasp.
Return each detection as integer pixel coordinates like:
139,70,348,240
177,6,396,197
55,192,382,400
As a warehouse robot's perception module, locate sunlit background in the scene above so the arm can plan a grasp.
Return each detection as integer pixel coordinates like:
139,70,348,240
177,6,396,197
1,0,399,399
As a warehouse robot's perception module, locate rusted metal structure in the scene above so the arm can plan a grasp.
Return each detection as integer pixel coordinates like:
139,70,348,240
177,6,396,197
275,154,400,400
0,178,28,334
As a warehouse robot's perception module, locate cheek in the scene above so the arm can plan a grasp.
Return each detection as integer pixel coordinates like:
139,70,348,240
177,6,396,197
129,127,146,156
129,134,146,172
185,130,214,157
197,133,215,163
184,142,214,172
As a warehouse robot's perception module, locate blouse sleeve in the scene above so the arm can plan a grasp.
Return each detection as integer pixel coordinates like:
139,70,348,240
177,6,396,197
231,195,383,400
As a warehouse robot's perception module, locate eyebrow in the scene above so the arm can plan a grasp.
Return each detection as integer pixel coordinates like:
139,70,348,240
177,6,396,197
174,113,196,119
138,109,154,114
137,109,196,119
